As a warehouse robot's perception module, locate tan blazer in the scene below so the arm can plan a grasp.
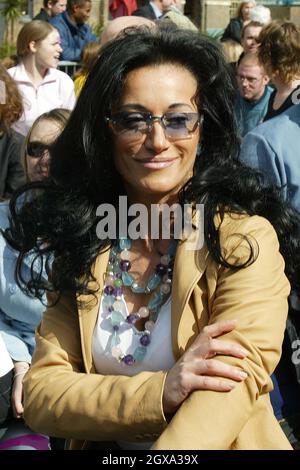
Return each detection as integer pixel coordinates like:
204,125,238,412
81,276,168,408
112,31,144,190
23,213,292,449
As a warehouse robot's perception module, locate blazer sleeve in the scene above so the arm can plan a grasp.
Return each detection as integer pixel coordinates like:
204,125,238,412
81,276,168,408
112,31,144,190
23,291,167,441
152,215,290,449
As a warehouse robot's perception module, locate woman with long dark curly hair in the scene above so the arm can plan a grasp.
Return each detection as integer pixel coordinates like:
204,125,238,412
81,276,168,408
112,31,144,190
4,25,299,449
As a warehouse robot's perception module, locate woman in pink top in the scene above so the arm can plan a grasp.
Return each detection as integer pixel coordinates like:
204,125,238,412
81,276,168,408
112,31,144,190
9,20,75,136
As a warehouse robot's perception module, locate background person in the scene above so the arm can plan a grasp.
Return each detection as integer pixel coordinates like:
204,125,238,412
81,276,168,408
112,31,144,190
161,0,198,31
241,20,263,54
8,21,75,137
0,108,71,450
33,0,67,22
73,42,100,97
221,1,256,44
100,15,155,45
235,53,271,136
239,104,300,448
249,4,271,25
133,0,172,19
258,21,300,122
50,0,97,62
0,64,25,200
0,333,13,427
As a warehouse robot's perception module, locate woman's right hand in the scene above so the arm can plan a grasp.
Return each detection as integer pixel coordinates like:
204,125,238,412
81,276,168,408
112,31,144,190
163,320,248,415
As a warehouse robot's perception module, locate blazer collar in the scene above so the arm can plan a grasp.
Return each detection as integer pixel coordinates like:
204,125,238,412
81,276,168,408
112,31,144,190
77,248,110,373
171,235,208,358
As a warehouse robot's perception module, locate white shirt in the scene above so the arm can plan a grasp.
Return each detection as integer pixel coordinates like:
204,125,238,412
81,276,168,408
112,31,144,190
92,295,175,450
0,332,13,377
92,296,175,376
8,63,76,136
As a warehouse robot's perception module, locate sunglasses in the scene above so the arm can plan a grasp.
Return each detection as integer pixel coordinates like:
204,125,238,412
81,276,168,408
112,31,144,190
26,141,50,158
105,111,201,142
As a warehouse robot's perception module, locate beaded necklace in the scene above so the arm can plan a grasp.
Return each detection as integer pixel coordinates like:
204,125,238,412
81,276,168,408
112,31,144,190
102,238,176,366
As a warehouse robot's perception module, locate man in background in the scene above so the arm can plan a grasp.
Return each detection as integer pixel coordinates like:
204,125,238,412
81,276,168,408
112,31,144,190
50,0,97,62
33,0,67,22
133,0,172,20
235,53,271,137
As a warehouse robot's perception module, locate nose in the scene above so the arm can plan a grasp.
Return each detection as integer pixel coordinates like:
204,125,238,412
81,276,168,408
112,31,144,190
39,150,50,165
144,120,170,152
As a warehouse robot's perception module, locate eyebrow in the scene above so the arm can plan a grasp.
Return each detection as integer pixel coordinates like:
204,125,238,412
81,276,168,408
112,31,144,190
118,103,195,111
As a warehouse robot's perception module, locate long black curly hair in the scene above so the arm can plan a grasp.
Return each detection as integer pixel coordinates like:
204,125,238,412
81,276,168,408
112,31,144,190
4,25,300,301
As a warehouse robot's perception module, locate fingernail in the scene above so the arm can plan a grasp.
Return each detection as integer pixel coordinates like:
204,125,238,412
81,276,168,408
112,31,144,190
238,370,248,379
228,382,236,389
239,348,249,356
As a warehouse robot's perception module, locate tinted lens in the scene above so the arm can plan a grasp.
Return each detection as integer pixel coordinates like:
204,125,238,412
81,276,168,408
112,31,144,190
111,112,148,134
108,112,199,141
163,113,199,139
27,142,49,158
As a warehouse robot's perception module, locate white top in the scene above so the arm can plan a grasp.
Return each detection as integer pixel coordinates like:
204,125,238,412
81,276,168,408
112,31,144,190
8,63,76,136
92,296,175,376
0,332,13,377
92,294,175,450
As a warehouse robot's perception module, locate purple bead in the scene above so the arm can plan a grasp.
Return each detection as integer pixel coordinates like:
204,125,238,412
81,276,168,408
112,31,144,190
123,354,135,366
140,334,151,346
120,260,131,272
104,285,114,295
127,314,138,324
115,272,122,279
113,287,123,297
155,263,167,276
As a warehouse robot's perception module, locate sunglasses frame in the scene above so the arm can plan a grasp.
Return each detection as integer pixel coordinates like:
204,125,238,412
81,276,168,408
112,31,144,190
105,111,201,141
26,141,51,159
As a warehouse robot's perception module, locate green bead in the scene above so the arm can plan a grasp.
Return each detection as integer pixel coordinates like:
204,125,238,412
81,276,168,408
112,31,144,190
102,295,114,307
113,264,120,274
111,311,124,326
111,331,120,347
133,346,147,361
131,284,145,294
119,238,131,250
122,271,134,286
113,278,123,288
148,292,163,310
147,274,161,291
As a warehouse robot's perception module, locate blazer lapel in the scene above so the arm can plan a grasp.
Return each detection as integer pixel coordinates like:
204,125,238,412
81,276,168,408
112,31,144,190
77,248,110,373
171,231,209,358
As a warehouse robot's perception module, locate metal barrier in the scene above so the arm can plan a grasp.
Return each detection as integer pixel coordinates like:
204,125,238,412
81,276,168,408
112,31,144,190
57,61,80,78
